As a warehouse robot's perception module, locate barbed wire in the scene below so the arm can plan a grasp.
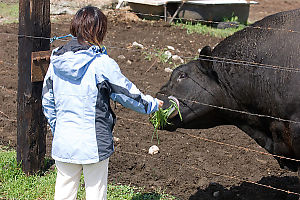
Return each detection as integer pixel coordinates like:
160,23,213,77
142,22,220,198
110,44,300,73
1,0,300,34
1,8,300,197
1,11,300,74
112,9,300,34
188,165,300,196
0,96,299,196
0,62,299,198
116,115,300,162
1,13,300,152
0,40,299,125
156,92,300,124
3,31,300,74
117,150,300,197
177,130,300,162
4,93,297,164
1,58,299,161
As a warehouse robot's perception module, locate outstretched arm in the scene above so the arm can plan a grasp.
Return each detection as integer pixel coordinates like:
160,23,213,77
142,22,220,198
96,57,163,114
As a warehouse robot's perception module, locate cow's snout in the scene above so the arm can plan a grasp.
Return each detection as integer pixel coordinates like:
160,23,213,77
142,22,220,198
167,96,179,119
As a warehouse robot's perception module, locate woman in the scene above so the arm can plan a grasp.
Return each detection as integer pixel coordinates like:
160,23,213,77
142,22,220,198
42,6,163,200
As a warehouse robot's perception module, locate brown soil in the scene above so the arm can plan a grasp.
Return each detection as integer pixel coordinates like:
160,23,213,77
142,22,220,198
1,1,300,199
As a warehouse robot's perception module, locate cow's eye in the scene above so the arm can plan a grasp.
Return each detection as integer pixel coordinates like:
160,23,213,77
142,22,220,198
178,72,187,79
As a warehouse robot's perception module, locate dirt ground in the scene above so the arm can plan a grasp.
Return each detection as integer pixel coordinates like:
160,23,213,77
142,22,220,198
1,1,300,199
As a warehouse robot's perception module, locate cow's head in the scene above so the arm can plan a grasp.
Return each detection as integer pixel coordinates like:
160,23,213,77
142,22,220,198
156,46,225,131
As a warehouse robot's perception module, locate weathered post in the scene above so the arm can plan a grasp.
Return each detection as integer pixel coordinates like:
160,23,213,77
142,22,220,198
17,0,50,174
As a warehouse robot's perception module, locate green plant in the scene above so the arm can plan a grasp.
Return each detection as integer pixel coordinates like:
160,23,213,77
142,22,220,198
155,48,171,64
143,51,153,61
144,48,174,66
223,12,239,23
173,21,245,38
149,99,182,144
0,146,176,199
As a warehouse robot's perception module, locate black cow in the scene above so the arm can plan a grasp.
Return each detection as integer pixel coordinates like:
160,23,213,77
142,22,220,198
157,9,300,173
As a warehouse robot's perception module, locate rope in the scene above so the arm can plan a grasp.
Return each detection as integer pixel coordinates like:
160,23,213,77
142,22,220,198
49,34,74,43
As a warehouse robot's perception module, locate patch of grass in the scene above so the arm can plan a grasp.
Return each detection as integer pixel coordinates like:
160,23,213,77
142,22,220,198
0,146,176,199
144,48,172,64
174,21,245,38
0,3,19,24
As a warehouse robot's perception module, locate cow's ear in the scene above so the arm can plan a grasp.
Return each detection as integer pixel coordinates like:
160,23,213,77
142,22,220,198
199,46,219,83
199,46,212,69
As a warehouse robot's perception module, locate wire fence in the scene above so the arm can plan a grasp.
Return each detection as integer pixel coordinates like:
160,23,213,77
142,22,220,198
116,114,300,162
1,31,300,74
111,9,300,34
1,10,300,197
0,99,299,196
2,0,299,34
115,114,300,197
1,54,300,126
117,149,300,197
0,65,299,198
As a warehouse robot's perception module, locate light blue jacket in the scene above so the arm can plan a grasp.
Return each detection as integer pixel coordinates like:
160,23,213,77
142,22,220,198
42,39,159,164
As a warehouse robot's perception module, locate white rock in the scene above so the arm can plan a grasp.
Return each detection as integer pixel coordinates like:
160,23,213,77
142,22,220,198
148,145,159,155
117,55,126,59
164,67,173,73
172,55,180,60
132,41,144,49
164,51,172,60
172,55,184,63
127,60,132,65
167,45,175,51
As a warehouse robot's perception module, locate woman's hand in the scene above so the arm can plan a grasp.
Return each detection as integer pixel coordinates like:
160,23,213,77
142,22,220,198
157,99,164,109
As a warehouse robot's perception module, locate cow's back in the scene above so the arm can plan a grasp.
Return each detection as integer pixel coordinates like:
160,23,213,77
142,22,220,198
212,8,300,118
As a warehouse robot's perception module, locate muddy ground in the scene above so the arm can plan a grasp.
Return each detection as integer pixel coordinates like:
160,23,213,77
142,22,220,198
1,1,300,199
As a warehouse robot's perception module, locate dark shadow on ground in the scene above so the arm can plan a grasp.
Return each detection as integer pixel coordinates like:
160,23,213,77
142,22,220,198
189,176,300,200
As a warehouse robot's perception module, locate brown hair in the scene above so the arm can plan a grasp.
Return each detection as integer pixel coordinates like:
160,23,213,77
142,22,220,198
70,6,107,47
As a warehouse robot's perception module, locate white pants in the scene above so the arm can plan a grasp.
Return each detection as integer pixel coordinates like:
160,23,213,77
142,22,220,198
54,158,109,200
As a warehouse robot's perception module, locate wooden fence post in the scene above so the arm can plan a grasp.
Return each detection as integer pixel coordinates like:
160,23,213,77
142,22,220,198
17,0,50,174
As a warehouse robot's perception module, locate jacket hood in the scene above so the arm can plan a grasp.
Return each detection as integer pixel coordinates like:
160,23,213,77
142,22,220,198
50,38,103,80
